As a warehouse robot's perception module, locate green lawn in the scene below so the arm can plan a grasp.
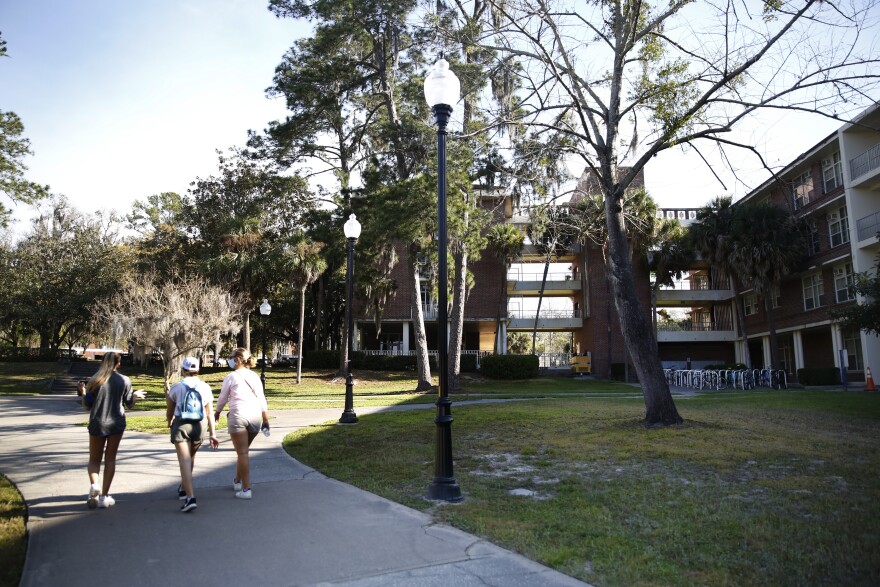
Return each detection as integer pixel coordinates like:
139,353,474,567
0,474,26,587
0,362,66,395
281,390,880,587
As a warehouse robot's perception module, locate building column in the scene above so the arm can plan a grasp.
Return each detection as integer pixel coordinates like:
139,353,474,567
831,324,843,368
497,322,508,355
762,336,771,368
792,330,805,373
402,322,410,352
353,323,360,351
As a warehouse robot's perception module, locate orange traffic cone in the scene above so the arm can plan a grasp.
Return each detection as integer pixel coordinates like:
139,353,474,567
866,367,876,392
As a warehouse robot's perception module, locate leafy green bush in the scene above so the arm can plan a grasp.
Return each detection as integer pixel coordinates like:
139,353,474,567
797,367,842,385
480,354,539,379
460,353,478,373
301,350,340,369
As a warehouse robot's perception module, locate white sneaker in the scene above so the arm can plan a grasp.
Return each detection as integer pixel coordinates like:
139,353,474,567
98,495,115,508
235,489,252,500
87,484,100,509
233,478,242,492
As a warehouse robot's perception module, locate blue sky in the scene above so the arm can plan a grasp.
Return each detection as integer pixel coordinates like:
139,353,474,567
1,0,309,226
0,0,871,234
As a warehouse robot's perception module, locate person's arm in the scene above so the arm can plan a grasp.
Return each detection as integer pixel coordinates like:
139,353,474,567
204,385,219,448
214,376,231,422
165,387,176,428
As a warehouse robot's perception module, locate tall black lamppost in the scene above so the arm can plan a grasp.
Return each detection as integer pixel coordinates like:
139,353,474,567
339,213,361,424
259,299,271,388
424,58,463,502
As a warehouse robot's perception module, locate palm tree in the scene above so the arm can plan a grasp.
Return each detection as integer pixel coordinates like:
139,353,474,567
203,216,273,350
688,197,753,368
282,239,328,384
729,203,806,370
486,224,524,354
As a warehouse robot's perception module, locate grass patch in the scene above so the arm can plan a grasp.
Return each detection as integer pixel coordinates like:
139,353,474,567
282,391,880,586
0,474,27,587
0,362,66,395
125,415,228,434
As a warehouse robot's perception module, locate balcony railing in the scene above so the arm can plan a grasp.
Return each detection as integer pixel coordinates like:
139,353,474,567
850,143,880,180
657,322,732,332
508,309,581,319
857,210,880,242
508,269,576,281
658,277,711,291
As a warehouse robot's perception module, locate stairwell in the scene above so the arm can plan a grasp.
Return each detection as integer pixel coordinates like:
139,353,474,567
50,361,100,394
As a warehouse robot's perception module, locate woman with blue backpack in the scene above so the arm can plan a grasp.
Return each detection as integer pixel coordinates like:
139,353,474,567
166,356,218,513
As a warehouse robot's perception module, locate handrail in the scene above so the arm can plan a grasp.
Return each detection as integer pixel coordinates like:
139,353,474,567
850,142,880,180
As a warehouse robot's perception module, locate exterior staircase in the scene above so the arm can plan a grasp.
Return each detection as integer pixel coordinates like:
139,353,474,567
50,361,100,394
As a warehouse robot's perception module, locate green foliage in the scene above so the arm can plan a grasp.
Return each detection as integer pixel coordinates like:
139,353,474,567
480,354,539,379
796,367,842,386
301,349,340,369
0,473,27,587
830,265,880,336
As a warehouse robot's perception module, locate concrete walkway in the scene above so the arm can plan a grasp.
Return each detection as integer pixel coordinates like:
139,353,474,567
0,395,589,587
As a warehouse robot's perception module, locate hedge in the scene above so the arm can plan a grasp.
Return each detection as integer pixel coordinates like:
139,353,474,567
480,354,539,379
301,350,340,369
796,367,842,386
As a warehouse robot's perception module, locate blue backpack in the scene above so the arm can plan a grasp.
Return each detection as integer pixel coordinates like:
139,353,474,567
179,383,204,421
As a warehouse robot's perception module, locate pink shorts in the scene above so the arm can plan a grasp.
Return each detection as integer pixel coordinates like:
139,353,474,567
227,411,260,434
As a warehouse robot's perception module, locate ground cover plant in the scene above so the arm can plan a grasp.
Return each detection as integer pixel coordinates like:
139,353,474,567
0,474,26,587
281,391,880,587
0,362,65,395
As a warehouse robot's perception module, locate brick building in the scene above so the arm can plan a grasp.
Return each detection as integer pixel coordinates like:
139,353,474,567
349,102,880,382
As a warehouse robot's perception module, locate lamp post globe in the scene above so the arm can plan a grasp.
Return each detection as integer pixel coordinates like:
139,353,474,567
424,58,463,503
259,299,271,387
340,213,360,424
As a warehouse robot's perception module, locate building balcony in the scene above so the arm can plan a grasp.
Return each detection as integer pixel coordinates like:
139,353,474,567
856,210,880,243
850,142,880,187
507,308,583,331
507,270,581,296
656,323,736,343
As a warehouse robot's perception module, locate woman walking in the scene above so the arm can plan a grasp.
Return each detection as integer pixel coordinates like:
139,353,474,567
166,356,219,513
214,347,270,500
82,352,146,508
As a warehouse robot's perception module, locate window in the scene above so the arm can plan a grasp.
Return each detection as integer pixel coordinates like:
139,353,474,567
769,284,782,308
791,171,814,210
803,273,825,310
822,151,843,192
744,293,758,316
807,220,821,255
420,285,437,318
834,263,855,303
828,206,850,247
843,327,864,371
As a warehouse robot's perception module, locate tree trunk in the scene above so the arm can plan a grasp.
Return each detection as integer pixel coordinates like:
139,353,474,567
410,258,433,391
316,275,325,350
242,312,251,351
448,248,467,391
605,187,682,426
764,294,780,369
297,287,306,384
531,260,551,354
730,275,752,368
494,264,507,354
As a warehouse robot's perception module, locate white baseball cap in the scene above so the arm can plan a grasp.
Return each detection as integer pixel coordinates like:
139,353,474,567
181,357,200,372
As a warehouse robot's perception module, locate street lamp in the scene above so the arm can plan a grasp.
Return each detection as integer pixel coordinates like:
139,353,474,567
259,298,271,388
339,213,361,424
424,57,463,502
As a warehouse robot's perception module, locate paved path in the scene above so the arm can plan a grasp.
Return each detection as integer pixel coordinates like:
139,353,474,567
0,395,589,587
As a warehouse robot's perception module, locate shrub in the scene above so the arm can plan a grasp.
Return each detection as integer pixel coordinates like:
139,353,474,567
460,353,478,373
480,354,539,379
796,367,842,386
610,363,625,380
301,350,340,369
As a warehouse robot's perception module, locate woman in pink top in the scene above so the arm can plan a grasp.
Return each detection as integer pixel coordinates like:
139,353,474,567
214,347,270,499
